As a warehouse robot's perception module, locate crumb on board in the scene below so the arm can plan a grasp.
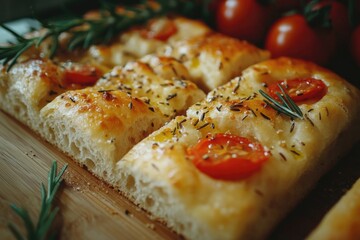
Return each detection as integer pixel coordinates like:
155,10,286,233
124,209,132,216
146,223,155,230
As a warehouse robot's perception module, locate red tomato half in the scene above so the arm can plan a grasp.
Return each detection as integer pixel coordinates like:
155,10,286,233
187,133,269,181
64,63,102,86
141,18,178,41
216,0,272,43
265,14,336,65
267,78,327,102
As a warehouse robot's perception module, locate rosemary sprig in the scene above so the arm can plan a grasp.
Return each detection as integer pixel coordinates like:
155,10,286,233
304,0,332,29
0,24,36,70
8,161,68,240
0,0,211,71
259,85,304,119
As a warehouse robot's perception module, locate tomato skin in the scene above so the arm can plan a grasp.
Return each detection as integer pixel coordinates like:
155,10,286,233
313,1,351,46
64,63,102,86
267,78,327,103
351,25,360,67
275,0,302,12
208,0,222,12
265,14,336,65
141,18,178,41
216,0,272,43
187,133,269,181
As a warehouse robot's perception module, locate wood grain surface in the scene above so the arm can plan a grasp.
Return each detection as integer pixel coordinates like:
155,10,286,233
0,110,179,240
0,107,359,240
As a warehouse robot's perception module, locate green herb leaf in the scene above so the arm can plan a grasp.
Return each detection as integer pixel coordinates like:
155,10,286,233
259,85,304,119
304,0,332,28
8,161,68,240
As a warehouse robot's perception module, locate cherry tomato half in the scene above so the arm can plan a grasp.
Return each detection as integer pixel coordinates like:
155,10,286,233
64,63,102,86
141,18,178,41
267,78,327,102
216,0,272,43
187,133,269,181
265,14,336,65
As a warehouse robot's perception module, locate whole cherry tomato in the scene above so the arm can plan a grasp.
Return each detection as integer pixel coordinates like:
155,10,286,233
267,78,328,103
64,63,102,86
313,0,352,46
275,0,302,12
208,0,222,12
187,133,269,181
351,25,360,67
216,0,272,43
265,14,336,65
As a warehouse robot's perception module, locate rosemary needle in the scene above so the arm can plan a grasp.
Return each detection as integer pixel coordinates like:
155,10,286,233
8,161,68,240
259,84,304,120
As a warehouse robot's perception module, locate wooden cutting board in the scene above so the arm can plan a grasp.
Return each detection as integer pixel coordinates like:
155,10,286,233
0,110,179,240
0,107,359,240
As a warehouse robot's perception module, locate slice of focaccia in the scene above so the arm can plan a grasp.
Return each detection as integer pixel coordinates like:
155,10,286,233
0,59,68,131
0,57,109,134
40,89,167,182
113,57,360,240
40,56,205,182
307,178,360,240
159,32,270,91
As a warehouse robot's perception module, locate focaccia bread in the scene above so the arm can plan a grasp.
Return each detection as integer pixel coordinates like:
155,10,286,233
159,32,270,91
0,59,68,131
307,178,360,240
40,56,205,182
113,57,360,240
40,89,167,182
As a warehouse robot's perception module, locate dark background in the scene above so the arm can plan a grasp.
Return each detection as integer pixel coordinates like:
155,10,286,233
0,0,69,22
0,0,140,22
